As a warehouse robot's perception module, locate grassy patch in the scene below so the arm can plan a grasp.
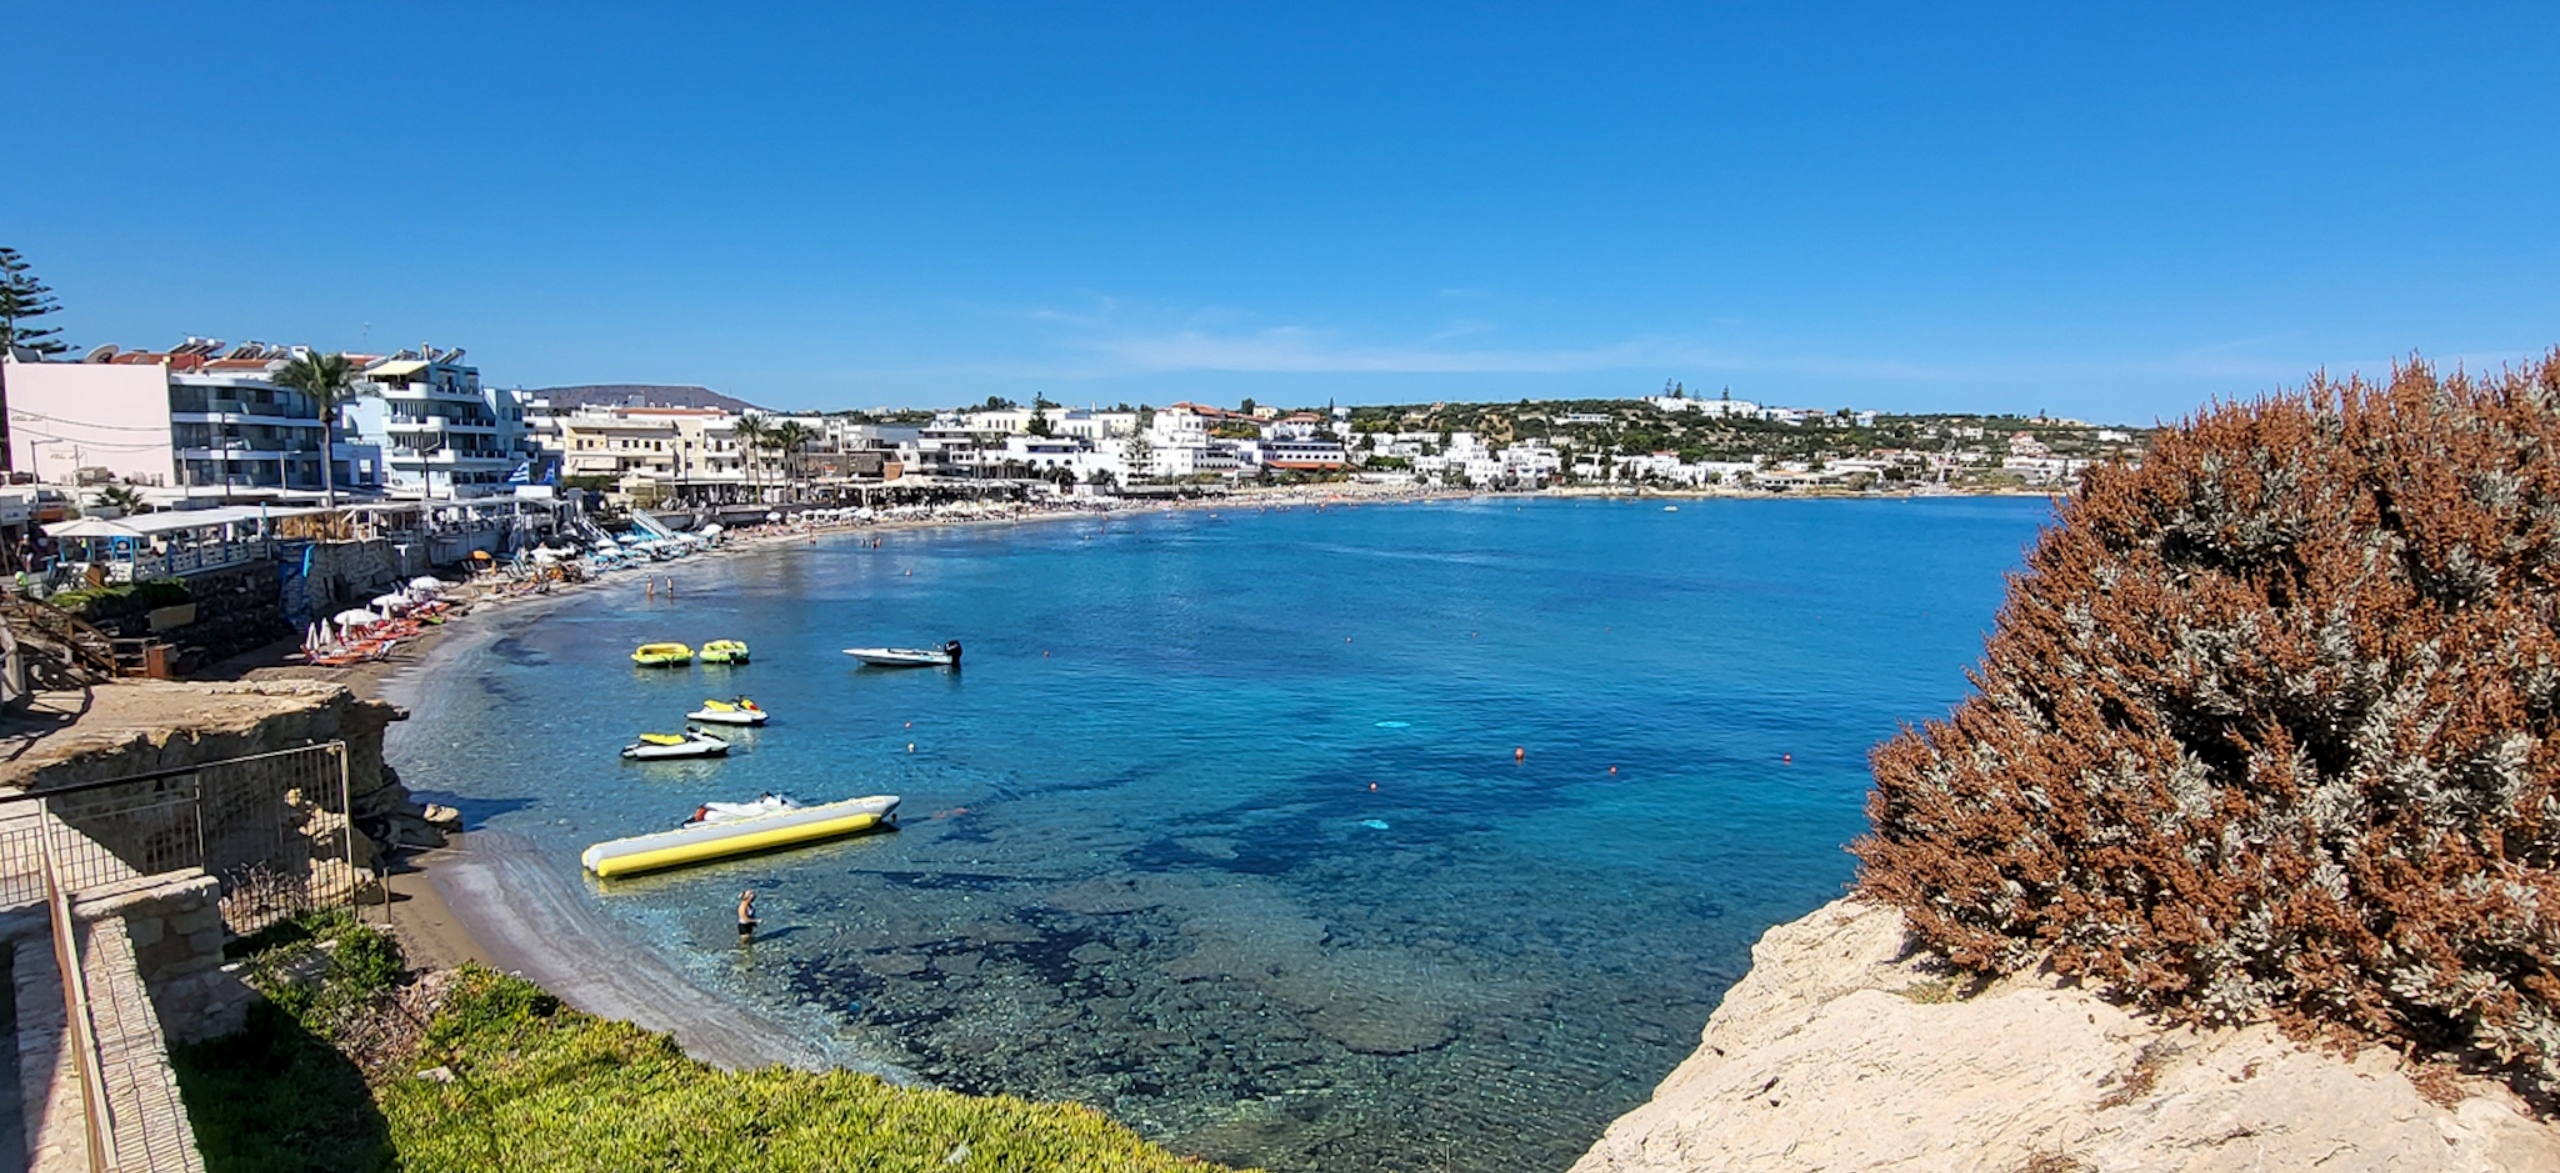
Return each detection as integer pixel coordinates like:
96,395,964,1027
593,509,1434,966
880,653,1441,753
175,911,1237,1172
384,965,1235,1171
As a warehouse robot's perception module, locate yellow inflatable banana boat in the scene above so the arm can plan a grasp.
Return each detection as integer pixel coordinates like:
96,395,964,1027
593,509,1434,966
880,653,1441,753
580,794,900,878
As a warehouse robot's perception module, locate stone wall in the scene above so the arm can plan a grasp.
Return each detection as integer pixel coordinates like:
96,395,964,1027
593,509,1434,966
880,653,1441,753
10,897,213,1172
76,874,250,1044
285,538,427,624
78,561,288,672
4,681,421,875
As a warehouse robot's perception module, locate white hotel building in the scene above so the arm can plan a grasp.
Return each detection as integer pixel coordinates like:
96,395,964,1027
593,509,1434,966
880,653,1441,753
341,348,540,499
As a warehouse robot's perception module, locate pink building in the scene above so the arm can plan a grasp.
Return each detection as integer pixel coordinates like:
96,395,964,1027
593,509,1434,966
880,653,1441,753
3,346,381,493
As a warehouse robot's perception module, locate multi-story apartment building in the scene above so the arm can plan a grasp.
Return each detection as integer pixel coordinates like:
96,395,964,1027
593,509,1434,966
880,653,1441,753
342,348,536,499
4,341,383,495
553,405,758,497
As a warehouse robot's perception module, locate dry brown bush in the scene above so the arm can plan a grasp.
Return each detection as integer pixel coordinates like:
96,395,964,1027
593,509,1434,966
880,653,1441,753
1856,354,2560,1101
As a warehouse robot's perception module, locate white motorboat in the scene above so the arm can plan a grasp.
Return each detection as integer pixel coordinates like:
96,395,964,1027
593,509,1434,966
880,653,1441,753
843,640,963,667
582,794,901,877
621,729,731,760
688,697,769,725
682,793,798,825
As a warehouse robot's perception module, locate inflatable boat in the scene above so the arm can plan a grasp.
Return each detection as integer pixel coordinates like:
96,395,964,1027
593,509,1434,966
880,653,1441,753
688,697,768,725
699,639,750,665
632,642,694,667
843,640,962,667
580,794,901,878
621,729,730,760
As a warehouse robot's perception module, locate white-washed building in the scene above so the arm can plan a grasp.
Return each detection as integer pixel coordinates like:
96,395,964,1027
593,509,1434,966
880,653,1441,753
345,347,538,498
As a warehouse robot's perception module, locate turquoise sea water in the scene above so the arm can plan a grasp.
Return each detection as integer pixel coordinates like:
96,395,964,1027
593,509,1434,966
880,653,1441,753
389,496,2051,1172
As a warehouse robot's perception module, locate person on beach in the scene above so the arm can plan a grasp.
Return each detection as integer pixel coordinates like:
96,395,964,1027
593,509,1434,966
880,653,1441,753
737,889,759,941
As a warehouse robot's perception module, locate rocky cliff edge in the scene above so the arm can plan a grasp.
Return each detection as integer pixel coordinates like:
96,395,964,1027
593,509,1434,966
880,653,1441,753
1569,898,2559,1173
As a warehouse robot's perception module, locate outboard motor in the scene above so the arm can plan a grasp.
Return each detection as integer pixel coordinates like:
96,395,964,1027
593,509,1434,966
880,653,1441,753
944,639,963,666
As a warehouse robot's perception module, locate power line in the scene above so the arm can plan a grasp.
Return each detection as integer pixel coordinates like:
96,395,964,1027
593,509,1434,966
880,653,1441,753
7,409,177,433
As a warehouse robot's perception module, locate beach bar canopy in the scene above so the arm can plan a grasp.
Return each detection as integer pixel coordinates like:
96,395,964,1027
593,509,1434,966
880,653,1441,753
44,504,325,583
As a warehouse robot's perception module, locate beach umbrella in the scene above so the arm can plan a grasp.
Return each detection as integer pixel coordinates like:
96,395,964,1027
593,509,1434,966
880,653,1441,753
409,575,444,593
371,593,411,611
335,608,380,626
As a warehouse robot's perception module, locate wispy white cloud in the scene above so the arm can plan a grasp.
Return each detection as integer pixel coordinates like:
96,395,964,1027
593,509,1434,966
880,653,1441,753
830,296,2552,398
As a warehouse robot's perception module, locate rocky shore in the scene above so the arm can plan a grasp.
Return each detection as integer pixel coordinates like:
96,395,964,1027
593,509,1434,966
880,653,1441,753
1568,899,2560,1173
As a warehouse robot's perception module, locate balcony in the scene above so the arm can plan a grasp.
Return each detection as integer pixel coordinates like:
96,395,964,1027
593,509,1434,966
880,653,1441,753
373,382,486,404
173,405,323,428
395,450,515,467
386,415,499,434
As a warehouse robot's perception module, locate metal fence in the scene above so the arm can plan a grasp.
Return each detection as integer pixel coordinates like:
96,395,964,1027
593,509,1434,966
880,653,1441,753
0,742,361,937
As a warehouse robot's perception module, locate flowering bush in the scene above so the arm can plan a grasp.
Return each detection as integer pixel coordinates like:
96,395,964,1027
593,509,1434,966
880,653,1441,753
1857,355,2560,1098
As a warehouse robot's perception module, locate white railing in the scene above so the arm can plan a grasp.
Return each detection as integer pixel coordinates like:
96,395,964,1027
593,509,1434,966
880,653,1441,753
98,543,269,583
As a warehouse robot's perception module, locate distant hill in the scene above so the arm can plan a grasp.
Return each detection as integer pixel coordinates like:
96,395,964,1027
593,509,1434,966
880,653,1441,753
529,384,765,413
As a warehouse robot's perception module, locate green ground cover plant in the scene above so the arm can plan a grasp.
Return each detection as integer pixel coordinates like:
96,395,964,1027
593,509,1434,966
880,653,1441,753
1857,354,2560,1103
46,579,191,620
175,912,1238,1172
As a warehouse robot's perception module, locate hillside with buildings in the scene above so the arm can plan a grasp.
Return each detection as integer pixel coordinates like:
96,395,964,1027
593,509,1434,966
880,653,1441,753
527,383,766,414
0,336,2155,554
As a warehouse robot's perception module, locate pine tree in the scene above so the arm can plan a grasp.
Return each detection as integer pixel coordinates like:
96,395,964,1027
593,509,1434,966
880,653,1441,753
0,248,67,355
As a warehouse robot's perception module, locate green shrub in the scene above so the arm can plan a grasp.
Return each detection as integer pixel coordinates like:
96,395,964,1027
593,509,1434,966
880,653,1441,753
47,579,191,620
1858,354,2560,1102
178,911,1237,1172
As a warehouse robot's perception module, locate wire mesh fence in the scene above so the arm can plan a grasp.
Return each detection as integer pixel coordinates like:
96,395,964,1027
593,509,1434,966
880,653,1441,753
0,742,360,937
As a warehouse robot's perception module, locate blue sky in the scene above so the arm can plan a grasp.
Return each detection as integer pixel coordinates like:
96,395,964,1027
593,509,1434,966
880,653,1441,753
10,3,2556,420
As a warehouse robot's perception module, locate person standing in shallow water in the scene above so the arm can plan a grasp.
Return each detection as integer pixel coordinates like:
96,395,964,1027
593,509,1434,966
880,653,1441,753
737,889,759,941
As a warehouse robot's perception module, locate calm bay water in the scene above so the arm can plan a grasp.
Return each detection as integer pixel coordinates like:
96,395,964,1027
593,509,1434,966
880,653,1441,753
389,495,2049,1172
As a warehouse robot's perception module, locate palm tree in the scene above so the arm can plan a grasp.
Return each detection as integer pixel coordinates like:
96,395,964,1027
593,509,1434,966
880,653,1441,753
769,420,816,493
730,414,769,500
271,350,366,508
92,484,150,516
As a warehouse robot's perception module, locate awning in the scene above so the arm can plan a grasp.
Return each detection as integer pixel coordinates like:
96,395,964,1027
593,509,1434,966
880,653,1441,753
365,359,429,379
42,517,147,539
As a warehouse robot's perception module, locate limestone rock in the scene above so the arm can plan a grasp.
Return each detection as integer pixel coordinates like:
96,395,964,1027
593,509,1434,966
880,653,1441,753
1569,898,2560,1173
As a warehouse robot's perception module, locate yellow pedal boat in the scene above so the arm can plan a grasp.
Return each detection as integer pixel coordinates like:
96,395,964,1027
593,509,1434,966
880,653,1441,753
699,639,750,665
632,642,694,667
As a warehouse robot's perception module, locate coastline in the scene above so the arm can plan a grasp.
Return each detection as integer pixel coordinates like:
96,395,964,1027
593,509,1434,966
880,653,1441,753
218,488,2021,1079
232,524,914,1073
